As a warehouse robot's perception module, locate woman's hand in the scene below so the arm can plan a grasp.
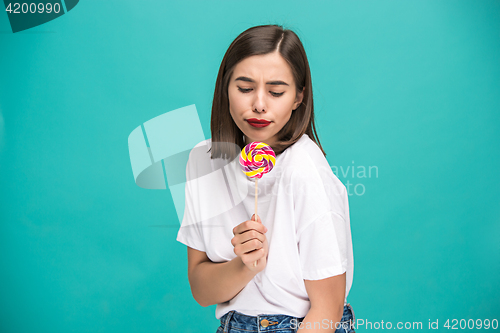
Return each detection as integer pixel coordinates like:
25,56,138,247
231,214,269,273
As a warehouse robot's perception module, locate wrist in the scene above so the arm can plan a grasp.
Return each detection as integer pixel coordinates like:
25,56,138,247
235,256,257,277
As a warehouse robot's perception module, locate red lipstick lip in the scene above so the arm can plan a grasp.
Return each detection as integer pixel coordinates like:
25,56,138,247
246,118,271,128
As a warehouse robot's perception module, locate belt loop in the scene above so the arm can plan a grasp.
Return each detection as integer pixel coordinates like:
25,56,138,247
223,310,234,333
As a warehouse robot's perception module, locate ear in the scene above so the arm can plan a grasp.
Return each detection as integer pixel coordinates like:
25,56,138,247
293,87,305,110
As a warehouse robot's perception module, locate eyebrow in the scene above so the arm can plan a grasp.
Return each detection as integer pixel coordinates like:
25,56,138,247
234,76,289,86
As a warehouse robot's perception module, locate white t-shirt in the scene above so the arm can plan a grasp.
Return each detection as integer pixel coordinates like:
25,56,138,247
176,133,354,319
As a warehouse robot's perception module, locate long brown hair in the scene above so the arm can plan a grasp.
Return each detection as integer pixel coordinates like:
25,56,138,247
209,24,326,160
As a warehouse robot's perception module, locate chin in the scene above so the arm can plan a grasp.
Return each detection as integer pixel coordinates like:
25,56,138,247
249,136,274,145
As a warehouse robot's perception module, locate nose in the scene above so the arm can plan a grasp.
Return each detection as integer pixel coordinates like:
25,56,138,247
252,88,267,113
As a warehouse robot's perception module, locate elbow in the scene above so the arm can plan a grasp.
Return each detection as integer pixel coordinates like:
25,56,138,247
190,286,211,308
195,297,213,308
188,273,210,307
194,294,211,308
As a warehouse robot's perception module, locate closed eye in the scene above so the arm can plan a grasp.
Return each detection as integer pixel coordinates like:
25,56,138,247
237,87,284,97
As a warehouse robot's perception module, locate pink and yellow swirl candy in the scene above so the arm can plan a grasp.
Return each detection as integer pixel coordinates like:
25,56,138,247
239,141,276,179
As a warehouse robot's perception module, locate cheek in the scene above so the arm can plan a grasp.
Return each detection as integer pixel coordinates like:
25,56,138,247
274,97,295,118
227,87,238,107
228,89,247,112
228,90,243,120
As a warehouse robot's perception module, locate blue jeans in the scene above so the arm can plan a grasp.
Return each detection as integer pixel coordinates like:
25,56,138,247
216,303,356,333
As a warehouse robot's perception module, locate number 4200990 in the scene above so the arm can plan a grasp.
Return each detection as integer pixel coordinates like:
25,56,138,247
5,2,61,14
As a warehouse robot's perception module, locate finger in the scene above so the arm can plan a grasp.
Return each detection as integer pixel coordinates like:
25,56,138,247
233,219,258,235
251,214,262,223
247,220,267,234
234,220,267,236
231,230,263,248
241,248,265,265
240,229,265,245
235,238,263,256
243,239,263,254
250,215,268,232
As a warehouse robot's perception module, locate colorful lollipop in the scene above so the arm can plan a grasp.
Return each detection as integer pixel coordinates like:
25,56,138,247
239,141,276,179
239,141,276,267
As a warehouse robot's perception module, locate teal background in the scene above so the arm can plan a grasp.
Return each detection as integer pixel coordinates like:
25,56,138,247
1,0,499,332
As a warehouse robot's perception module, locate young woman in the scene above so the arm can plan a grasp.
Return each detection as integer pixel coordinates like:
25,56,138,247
176,24,355,333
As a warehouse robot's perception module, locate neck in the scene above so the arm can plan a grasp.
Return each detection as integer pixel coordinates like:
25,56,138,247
244,136,275,149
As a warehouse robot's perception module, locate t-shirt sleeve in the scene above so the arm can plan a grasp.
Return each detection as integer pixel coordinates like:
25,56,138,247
175,150,206,252
291,162,350,280
298,210,348,280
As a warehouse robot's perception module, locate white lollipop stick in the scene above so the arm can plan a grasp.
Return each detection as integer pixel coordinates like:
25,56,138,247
253,178,258,267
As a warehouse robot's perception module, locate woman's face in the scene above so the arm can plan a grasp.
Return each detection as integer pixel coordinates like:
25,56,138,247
228,51,304,150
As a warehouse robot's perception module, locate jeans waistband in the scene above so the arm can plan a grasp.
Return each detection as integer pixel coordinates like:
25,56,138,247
219,303,355,332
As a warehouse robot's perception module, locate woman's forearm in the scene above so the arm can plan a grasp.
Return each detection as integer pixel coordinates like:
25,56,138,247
189,256,256,307
297,306,343,332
